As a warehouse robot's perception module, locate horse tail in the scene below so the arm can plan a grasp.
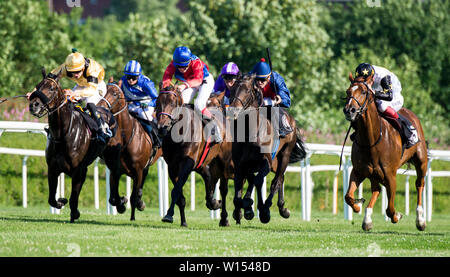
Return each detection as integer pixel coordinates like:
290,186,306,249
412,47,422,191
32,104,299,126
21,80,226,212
289,126,307,164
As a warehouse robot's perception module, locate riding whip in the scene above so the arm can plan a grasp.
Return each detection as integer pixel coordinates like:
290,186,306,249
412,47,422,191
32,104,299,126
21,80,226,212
0,95,27,104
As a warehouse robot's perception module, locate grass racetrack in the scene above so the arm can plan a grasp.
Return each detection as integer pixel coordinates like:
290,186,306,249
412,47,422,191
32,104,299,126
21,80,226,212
0,206,449,257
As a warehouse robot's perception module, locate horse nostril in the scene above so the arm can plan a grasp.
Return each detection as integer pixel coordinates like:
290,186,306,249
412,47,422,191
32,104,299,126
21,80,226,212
351,108,356,113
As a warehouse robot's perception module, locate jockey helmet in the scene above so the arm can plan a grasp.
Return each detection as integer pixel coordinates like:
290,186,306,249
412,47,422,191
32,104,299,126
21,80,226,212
65,48,85,72
124,60,142,76
355,63,375,79
251,58,271,79
220,62,240,76
173,46,192,67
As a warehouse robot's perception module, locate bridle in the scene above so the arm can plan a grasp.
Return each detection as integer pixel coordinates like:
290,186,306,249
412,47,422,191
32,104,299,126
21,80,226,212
230,79,263,110
30,77,67,118
103,83,128,116
346,80,382,148
156,90,182,124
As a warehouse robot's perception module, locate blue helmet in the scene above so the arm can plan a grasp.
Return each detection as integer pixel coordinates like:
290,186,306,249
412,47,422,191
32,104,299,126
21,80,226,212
173,46,192,67
251,58,271,78
124,60,142,76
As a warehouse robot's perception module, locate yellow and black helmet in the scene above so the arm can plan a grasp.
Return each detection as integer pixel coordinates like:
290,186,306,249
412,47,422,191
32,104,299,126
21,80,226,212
355,63,375,79
65,48,85,72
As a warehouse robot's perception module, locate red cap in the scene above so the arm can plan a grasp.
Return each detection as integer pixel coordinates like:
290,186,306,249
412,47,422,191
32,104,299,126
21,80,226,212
260,58,266,62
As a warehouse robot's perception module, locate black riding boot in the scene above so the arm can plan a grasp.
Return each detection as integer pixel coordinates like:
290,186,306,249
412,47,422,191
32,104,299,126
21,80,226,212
397,114,418,148
87,103,111,145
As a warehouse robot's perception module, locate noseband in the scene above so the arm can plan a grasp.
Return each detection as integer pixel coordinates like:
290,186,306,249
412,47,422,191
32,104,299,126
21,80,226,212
104,83,128,116
30,78,67,117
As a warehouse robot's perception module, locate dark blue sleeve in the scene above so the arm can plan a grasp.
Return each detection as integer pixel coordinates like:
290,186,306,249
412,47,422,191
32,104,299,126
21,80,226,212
272,72,291,108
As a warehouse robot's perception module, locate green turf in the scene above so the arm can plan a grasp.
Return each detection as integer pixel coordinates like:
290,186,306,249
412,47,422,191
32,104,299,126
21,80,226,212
0,206,448,257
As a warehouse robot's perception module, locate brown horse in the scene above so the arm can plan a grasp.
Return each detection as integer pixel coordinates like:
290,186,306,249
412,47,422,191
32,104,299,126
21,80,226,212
155,84,231,227
28,68,116,223
97,80,162,221
343,72,428,231
229,74,307,224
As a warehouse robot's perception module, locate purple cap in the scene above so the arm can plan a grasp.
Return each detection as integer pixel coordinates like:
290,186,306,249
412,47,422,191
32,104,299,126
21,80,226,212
220,62,239,76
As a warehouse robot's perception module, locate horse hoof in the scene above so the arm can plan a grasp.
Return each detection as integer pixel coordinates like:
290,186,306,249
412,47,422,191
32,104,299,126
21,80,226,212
137,200,146,211
416,221,426,231
58,198,68,206
362,221,373,231
162,215,173,223
70,210,80,223
279,208,290,219
391,212,402,224
259,208,271,224
121,196,128,205
220,219,230,227
116,204,126,214
232,209,242,223
181,222,188,228
244,209,254,220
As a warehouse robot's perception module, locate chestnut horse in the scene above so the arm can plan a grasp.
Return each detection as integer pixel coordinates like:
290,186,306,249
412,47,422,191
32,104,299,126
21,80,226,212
28,68,116,223
155,84,231,227
343,73,428,231
97,80,162,221
229,74,307,224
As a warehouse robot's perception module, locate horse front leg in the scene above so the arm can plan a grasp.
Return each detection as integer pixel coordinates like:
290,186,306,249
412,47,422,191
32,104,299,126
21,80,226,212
384,173,402,224
255,158,271,224
268,153,291,219
47,168,67,209
108,168,127,215
345,170,366,213
219,177,230,227
200,166,222,211
242,173,255,221
362,179,381,231
162,158,194,225
232,167,245,224
69,167,88,223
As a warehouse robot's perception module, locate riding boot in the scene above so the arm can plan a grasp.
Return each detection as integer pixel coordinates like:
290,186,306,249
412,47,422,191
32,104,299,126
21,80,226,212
397,113,418,148
87,103,112,145
201,108,222,143
278,108,293,138
383,107,418,148
139,119,162,148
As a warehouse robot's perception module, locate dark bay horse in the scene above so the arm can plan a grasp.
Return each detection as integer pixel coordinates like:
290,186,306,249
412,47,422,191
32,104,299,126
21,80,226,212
229,74,307,224
155,84,230,227
97,80,162,221
28,68,116,223
343,72,428,231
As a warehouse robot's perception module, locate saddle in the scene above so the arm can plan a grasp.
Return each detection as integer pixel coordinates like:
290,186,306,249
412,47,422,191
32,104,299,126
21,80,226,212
381,112,413,151
72,103,117,139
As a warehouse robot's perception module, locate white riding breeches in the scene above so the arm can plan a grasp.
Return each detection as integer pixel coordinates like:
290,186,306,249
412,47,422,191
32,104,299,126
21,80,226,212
181,74,215,113
73,81,107,105
128,102,155,121
376,90,404,112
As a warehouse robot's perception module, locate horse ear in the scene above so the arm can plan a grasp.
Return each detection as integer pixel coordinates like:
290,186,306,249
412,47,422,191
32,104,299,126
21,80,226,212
108,76,114,83
365,73,374,84
41,67,46,79
216,91,225,102
117,79,123,88
348,72,354,82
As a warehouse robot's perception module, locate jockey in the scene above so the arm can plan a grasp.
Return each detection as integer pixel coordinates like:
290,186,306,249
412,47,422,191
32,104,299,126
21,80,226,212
251,58,292,137
212,62,240,107
162,46,222,143
45,48,111,144
120,60,161,147
354,63,418,148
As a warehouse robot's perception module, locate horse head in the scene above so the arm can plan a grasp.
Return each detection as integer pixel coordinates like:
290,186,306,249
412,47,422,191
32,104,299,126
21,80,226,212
156,82,182,137
229,74,263,120
29,68,65,118
100,79,127,115
343,72,376,122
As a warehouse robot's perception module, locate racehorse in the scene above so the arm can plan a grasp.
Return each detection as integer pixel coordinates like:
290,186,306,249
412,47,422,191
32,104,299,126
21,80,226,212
155,84,231,227
97,79,162,221
229,74,307,224
343,72,428,231
28,68,116,223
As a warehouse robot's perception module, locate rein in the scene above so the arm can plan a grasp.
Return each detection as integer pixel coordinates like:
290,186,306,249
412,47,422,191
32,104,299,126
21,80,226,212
105,83,128,116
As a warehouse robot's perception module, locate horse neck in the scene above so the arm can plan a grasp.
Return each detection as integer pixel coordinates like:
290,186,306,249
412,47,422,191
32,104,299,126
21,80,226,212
48,101,72,139
356,102,381,146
